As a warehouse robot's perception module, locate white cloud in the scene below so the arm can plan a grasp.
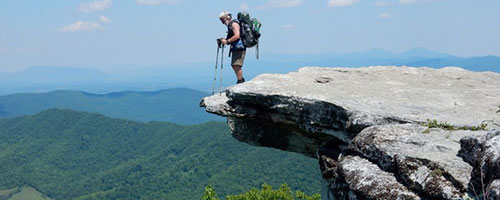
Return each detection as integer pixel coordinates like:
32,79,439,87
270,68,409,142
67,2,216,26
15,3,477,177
399,0,418,4
283,24,294,29
78,0,112,13
0,46,6,53
380,12,391,18
59,21,103,33
135,0,179,5
328,0,359,8
99,16,112,24
374,0,391,7
259,0,303,9
399,0,442,4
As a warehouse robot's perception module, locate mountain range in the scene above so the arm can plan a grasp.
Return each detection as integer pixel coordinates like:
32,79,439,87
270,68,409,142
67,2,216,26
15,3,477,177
258,48,500,72
0,88,221,125
0,48,498,95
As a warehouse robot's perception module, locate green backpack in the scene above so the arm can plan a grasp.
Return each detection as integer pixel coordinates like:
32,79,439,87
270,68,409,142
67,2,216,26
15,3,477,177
237,12,262,59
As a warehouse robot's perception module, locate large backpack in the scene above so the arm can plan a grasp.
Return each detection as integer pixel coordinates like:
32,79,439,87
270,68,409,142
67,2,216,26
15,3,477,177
237,12,262,59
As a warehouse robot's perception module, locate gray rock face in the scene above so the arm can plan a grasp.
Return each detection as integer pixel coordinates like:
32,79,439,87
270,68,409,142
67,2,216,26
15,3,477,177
349,124,483,199
200,66,500,200
488,180,500,200
459,130,500,197
332,156,421,200
225,66,500,128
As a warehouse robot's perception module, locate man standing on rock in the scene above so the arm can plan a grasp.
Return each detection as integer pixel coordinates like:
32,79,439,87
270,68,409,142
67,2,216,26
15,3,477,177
218,11,246,84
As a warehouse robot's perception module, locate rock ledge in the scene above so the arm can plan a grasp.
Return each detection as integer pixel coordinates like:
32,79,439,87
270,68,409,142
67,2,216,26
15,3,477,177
201,66,500,200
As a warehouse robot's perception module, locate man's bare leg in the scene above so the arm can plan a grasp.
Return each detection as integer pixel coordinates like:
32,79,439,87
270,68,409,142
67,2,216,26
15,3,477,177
232,65,243,81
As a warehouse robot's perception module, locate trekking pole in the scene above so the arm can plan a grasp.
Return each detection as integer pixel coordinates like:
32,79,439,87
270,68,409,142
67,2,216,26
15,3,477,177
256,42,259,60
212,44,220,95
219,44,225,95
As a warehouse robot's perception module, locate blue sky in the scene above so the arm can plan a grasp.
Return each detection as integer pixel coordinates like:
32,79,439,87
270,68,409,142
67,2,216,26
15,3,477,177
1,0,499,72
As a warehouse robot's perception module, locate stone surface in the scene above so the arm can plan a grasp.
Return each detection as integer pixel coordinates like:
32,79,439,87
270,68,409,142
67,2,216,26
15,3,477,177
488,179,500,200
202,67,500,151
349,124,482,199
200,93,239,117
200,66,500,200
459,130,500,196
331,155,420,200
227,66,500,128
227,117,341,157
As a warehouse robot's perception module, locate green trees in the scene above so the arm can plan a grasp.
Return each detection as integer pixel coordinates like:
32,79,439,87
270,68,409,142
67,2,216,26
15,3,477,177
201,184,321,200
202,185,219,200
0,109,322,199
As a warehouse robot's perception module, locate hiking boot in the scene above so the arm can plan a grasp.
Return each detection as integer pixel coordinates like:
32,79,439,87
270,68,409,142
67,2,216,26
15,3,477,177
237,77,245,84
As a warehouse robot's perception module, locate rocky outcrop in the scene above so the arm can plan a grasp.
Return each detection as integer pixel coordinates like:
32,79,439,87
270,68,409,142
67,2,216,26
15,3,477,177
488,180,500,200
333,155,421,200
349,124,478,199
200,66,500,199
459,130,500,199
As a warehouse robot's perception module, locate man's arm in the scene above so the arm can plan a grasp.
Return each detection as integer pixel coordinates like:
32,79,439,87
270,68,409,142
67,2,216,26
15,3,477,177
224,23,240,44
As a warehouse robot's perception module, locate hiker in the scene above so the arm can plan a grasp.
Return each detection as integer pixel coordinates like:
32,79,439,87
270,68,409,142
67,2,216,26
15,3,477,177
218,11,246,84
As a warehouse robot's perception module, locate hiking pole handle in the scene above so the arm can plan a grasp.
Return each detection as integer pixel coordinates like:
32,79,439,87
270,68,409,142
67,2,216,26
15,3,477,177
217,38,227,48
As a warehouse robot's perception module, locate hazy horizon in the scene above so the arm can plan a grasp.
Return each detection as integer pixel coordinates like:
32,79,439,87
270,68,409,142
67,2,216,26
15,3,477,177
1,0,500,72
0,47,497,73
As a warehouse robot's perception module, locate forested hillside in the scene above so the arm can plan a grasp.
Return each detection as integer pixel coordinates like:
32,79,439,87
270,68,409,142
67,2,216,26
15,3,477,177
0,88,221,124
0,109,321,199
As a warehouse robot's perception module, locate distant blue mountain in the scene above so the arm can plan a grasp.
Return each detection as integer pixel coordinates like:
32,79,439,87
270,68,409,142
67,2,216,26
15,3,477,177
0,66,109,83
342,48,395,59
249,48,500,74
407,55,500,72
398,47,452,59
1,49,498,95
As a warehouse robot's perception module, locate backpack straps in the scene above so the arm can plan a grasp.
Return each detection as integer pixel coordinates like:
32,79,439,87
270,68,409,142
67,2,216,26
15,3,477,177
227,20,239,31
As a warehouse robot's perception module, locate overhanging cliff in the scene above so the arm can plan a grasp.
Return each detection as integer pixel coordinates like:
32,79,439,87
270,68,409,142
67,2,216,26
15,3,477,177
200,66,500,200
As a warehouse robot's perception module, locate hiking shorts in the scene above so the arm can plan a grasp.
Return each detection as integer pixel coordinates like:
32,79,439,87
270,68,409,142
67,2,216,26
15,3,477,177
231,50,246,67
